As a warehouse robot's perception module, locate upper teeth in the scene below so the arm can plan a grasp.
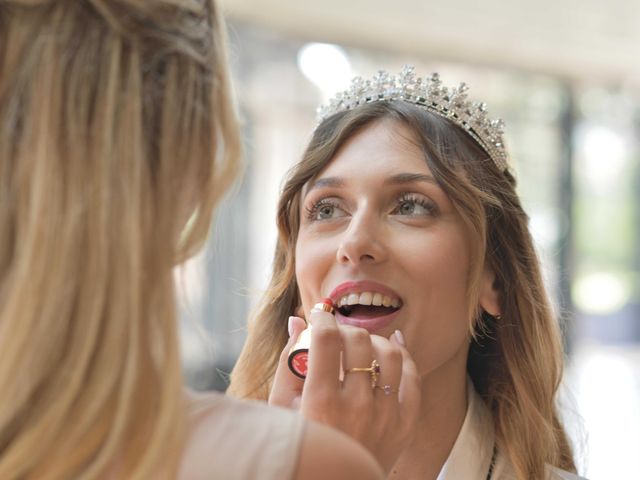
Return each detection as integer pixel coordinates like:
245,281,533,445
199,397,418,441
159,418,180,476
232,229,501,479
337,292,400,309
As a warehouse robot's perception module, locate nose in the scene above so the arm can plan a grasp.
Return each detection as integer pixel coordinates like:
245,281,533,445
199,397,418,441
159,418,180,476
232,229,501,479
336,212,387,266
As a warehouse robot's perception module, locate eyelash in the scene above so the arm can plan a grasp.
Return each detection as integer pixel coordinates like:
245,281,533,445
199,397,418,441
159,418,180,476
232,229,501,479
394,192,438,215
305,193,438,221
304,198,342,221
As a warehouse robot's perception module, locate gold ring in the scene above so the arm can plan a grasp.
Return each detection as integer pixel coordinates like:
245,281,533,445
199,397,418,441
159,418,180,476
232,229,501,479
374,385,398,396
345,359,380,388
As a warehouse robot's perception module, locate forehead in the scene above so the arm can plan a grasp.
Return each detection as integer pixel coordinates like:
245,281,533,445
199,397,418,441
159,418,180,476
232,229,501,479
321,119,430,177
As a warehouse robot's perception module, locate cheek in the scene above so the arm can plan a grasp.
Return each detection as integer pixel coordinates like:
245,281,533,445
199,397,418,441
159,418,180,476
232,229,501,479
294,236,330,312
401,234,472,375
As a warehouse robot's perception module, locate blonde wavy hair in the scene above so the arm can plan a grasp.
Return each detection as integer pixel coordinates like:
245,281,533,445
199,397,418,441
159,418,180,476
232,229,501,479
0,0,240,478
229,102,576,479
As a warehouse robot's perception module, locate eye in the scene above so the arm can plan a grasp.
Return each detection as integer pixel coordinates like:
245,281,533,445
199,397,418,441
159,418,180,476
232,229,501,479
305,198,347,221
392,193,437,217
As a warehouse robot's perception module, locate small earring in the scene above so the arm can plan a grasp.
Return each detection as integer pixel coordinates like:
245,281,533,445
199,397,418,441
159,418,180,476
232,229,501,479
494,314,502,320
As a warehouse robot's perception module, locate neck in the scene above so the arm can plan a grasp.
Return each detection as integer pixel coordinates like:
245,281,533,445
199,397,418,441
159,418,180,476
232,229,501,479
389,348,469,480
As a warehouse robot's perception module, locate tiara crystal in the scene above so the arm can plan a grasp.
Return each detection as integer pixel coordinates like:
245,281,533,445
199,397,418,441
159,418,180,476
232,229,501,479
317,65,509,172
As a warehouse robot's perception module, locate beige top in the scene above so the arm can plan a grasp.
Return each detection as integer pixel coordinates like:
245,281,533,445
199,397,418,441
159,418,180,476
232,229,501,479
178,391,305,480
436,379,587,480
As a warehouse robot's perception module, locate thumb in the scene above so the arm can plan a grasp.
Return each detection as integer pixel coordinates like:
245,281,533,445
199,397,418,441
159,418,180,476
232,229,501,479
269,316,307,409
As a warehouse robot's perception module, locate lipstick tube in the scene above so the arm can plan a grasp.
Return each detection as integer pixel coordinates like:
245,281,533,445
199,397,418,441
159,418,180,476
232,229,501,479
288,298,335,379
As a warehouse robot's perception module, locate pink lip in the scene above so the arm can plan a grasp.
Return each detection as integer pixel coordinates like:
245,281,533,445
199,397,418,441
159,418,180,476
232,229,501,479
328,280,402,333
328,280,401,304
335,308,400,333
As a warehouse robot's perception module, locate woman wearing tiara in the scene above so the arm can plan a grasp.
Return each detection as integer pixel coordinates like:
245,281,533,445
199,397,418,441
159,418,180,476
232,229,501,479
0,1,420,478
230,66,586,479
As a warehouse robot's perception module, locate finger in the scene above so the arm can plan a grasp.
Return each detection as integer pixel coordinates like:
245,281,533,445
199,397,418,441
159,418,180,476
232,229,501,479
289,315,307,340
370,335,403,400
340,325,375,393
303,308,342,394
390,330,421,427
269,316,307,408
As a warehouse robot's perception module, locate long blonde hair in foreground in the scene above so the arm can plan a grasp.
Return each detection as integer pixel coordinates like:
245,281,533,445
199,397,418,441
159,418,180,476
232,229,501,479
229,102,576,479
0,0,241,478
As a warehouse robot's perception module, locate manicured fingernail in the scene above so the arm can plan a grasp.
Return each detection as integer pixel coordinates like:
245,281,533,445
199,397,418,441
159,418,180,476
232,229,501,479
394,329,406,346
288,316,295,337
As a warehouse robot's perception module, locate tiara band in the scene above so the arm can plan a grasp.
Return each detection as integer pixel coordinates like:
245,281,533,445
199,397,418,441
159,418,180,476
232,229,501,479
317,65,509,172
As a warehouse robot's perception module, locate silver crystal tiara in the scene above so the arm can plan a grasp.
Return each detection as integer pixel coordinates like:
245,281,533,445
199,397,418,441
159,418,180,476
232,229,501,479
317,65,509,172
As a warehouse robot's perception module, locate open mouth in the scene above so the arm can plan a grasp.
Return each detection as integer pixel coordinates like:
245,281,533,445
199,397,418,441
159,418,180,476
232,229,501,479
334,290,403,322
337,304,400,319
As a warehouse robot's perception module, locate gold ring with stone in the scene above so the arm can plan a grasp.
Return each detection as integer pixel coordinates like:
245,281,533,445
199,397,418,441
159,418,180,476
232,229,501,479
345,359,380,389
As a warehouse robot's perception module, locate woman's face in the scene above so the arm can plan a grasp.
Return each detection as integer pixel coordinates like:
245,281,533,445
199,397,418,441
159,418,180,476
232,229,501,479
295,119,497,377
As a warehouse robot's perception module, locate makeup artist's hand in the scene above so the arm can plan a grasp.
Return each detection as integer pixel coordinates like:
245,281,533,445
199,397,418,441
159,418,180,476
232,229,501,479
269,308,421,474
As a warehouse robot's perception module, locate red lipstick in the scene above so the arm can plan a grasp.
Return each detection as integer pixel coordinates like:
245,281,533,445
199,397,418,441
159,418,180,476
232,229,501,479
288,298,335,379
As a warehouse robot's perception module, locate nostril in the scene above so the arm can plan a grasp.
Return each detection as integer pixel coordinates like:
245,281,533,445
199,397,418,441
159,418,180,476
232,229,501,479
336,235,385,265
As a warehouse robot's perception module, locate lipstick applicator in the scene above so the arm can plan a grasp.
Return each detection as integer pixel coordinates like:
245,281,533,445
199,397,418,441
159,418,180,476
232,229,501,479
287,298,335,379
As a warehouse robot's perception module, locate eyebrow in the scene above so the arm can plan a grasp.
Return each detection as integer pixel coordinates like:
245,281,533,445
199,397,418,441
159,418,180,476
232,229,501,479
306,177,346,193
383,173,438,186
305,173,437,196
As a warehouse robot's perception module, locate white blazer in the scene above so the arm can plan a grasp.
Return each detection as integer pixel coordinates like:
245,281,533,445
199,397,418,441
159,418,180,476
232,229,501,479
436,379,587,480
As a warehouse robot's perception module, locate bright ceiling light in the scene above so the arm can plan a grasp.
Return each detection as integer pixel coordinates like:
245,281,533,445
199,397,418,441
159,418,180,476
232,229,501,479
297,42,352,100
577,126,628,193
573,271,631,315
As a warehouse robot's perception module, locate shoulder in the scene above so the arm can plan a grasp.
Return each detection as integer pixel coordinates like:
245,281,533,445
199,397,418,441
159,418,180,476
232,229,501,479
179,390,304,479
493,451,588,480
547,466,589,480
295,420,384,480
179,390,382,480
494,462,588,480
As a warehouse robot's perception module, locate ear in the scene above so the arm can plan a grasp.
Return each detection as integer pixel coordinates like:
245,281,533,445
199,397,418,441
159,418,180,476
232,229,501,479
479,263,501,317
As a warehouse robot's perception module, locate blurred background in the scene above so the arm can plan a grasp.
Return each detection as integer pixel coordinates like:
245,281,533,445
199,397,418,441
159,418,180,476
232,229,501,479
177,1,640,478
